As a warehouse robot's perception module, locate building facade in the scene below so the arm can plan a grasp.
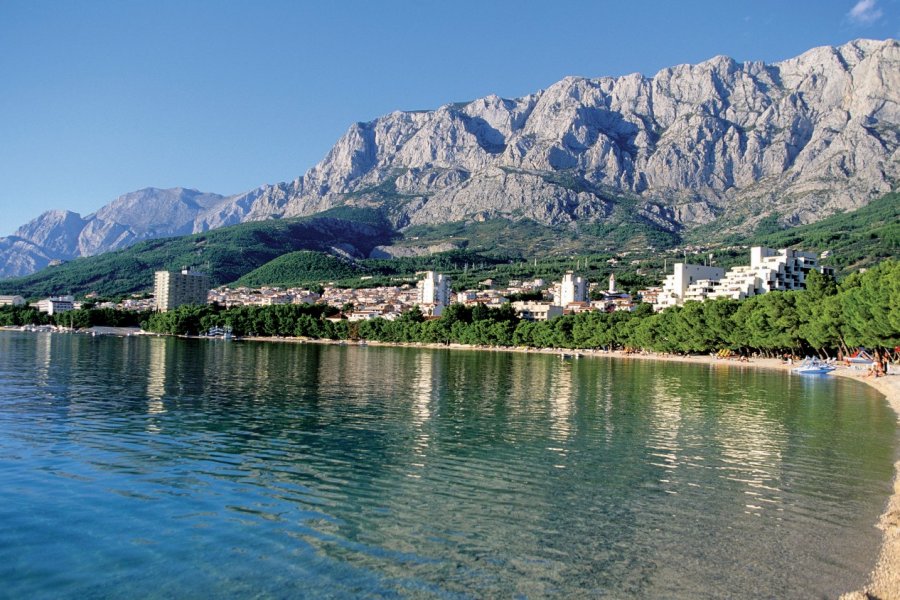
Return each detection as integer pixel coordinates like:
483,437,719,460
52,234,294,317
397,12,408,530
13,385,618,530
654,264,725,311
708,247,826,300
512,301,563,322
417,271,451,316
555,271,588,306
154,268,211,312
653,247,832,310
0,295,25,307
36,296,75,315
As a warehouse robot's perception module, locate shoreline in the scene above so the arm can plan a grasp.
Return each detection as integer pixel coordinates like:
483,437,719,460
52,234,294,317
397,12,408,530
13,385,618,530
242,335,900,599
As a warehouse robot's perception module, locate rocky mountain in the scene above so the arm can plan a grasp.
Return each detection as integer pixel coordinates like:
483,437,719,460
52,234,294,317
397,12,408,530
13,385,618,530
2,38,897,278
242,38,898,231
0,188,241,277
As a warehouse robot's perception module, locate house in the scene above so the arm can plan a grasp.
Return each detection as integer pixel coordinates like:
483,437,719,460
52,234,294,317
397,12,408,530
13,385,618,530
512,301,563,321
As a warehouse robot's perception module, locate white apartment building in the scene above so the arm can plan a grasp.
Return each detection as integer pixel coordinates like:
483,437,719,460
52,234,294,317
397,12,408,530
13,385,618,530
511,301,563,322
154,268,211,312
417,271,451,316
555,271,588,306
683,279,723,303
36,295,75,315
0,295,25,307
708,247,825,301
654,264,725,311
654,247,832,310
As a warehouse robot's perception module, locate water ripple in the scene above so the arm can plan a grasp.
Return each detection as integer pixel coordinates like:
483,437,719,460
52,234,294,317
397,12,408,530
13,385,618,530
0,332,895,598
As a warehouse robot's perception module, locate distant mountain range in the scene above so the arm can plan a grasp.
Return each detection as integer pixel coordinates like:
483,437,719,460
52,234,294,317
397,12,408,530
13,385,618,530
2,38,897,279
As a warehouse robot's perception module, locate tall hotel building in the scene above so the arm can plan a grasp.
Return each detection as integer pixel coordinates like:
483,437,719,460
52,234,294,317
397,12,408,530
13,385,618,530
154,268,211,312
416,271,451,316
556,271,588,306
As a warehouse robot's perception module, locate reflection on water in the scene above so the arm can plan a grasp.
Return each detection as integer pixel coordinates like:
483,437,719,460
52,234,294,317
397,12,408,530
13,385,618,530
0,332,895,599
548,361,574,449
146,338,166,422
408,351,434,476
648,374,684,493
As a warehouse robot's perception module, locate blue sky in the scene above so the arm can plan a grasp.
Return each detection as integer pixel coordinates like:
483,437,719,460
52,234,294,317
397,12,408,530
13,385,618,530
0,0,897,236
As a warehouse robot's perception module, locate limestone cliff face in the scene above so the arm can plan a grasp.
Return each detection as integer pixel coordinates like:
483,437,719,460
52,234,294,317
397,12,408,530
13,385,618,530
2,39,897,278
243,38,897,230
0,236,57,279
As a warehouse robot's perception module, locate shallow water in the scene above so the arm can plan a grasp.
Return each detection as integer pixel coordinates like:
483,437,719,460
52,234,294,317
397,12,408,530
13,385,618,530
0,332,895,598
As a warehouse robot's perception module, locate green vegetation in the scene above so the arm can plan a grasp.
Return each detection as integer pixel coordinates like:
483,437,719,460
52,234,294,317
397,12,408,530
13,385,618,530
138,260,898,359
580,195,681,250
0,305,149,329
0,305,49,327
402,208,678,258
0,212,395,300
400,218,585,257
142,303,341,338
235,251,364,287
0,188,895,300
750,191,899,273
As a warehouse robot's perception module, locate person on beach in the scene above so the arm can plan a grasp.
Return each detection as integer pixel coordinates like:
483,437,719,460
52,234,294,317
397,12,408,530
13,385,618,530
868,358,885,378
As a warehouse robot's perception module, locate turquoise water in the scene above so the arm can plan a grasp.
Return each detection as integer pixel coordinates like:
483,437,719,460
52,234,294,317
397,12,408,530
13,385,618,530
0,331,895,598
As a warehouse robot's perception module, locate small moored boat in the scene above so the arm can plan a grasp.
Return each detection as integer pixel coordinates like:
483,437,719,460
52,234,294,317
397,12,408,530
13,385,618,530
792,358,836,375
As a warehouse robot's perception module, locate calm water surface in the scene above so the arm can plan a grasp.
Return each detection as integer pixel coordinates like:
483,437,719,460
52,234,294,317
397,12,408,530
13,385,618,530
0,331,896,598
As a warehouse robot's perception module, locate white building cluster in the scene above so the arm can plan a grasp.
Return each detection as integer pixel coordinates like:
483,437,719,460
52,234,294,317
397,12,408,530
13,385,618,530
653,246,831,311
510,272,635,321
210,286,322,308
555,271,588,306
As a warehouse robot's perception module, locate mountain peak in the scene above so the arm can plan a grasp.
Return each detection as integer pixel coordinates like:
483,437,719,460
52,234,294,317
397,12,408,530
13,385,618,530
1,39,897,279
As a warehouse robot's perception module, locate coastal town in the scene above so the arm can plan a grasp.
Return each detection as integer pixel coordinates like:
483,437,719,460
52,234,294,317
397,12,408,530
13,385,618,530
0,245,835,323
3,7,900,598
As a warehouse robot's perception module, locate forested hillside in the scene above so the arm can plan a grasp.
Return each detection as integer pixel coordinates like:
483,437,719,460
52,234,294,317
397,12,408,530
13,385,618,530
0,211,394,299
0,188,896,300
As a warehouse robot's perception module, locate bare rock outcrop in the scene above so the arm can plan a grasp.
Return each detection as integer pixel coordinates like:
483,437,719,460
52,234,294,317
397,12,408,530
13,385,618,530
2,39,897,278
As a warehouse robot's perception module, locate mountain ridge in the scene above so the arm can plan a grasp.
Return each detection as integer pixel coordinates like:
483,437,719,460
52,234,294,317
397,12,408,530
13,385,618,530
0,189,894,301
2,38,897,278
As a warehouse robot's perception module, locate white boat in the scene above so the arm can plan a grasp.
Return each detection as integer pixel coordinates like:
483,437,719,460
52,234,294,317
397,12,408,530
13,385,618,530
207,326,234,340
792,358,836,375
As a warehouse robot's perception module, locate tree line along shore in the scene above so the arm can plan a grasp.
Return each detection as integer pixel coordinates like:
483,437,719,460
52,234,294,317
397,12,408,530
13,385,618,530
2,259,898,361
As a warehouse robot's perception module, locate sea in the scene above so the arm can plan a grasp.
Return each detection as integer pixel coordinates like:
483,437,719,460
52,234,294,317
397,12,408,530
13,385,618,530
0,331,896,598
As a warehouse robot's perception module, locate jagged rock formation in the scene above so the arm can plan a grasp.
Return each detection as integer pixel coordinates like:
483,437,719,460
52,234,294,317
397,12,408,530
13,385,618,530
2,39,897,278
246,38,897,231
369,242,460,259
0,188,236,277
